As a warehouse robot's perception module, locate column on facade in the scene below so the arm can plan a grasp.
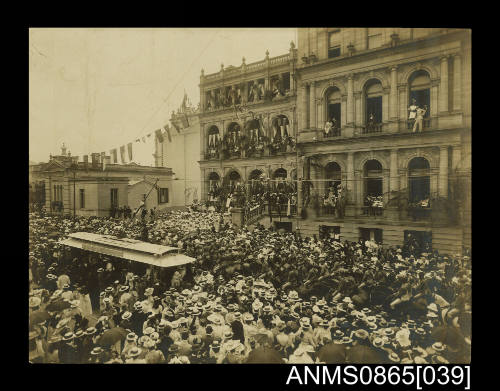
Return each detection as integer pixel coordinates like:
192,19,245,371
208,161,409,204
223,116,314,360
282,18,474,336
439,146,449,198
430,79,439,118
382,88,390,123
451,144,462,172
317,97,324,128
200,123,205,160
347,75,354,125
452,53,462,111
389,66,398,119
299,84,309,130
346,152,355,203
309,81,316,129
340,96,347,128
390,149,399,194
297,157,304,213
398,84,408,123
354,92,362,127
439,55,449,113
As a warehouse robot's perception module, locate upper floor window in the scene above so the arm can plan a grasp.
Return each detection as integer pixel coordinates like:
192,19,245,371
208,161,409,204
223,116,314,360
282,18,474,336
368,28,383,49
158,188,169,204
328,30,341,58
409,70,431,119
79,189,85,209
272,115,290,142
365,80,383,128
110,188,118,208
208,126,220,149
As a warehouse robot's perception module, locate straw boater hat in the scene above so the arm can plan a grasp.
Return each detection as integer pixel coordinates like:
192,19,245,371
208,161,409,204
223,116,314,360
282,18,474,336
388,352,400,362
128,347,142,358
63,332,74,341
372,337,385,348
126,332,138,342
383,328,395,336
432,342,445,352
122,311,132,320
91,347,104,355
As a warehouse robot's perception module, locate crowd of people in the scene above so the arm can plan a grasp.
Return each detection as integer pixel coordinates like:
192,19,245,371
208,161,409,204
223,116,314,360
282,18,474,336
29,208,471,364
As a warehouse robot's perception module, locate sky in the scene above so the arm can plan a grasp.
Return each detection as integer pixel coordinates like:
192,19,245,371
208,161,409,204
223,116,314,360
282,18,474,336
29,28,297,165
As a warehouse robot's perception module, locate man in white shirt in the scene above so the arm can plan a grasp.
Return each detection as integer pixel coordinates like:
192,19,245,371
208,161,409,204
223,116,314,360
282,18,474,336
413,105,427,132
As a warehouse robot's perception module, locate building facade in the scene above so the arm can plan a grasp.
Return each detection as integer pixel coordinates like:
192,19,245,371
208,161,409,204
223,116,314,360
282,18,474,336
292,28,471,254
31,146,173,217
198,44,299,203
154,95,202,208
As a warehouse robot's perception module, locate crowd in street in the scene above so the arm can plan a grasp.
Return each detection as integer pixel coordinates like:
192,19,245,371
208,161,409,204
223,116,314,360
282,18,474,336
29,208,471,364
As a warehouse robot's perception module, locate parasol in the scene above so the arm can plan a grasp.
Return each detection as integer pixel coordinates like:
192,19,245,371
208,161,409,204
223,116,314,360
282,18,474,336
45,300,71,312
431,325,464,349
98,327,128,347
30,310,51,325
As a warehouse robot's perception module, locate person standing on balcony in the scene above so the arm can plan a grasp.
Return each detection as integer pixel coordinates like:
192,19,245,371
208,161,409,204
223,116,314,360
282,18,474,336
324,119,332,137
413,105,427,133
408,98,418,128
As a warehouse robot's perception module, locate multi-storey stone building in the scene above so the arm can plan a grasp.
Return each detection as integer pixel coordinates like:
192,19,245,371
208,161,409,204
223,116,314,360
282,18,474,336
293,28,471,254
198,44,299,205
154,94,202,208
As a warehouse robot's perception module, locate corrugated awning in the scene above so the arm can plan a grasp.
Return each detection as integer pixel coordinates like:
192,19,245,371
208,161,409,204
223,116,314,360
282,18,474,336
59,232,195,268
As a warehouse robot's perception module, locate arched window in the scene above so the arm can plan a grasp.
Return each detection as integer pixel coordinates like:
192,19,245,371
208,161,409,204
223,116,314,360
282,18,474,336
207,126,220,148
227,122,241,144
409,70,431,118
208,172,220,200
363,159,383,205
227,171,241,190
249,169,263,181
364,79,383,127
244,119,262,142
271,115,289,142
408,157,431,204
325,162,341,195
325,87,341,126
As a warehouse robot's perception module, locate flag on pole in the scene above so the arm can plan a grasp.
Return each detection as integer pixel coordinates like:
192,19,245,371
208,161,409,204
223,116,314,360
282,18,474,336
111,149,118,163
155,129,164,143
120,145,126,163
163,124,172,142
127,143,133,162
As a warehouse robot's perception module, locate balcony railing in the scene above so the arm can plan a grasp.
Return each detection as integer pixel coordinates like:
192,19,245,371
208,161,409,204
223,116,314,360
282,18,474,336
323,127,341,138
406,118,431,131
361,206,384,217
407,206,432,221
362,123,383,134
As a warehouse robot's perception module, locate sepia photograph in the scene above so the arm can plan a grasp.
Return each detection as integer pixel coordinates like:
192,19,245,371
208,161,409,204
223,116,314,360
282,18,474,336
28,27,471,366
